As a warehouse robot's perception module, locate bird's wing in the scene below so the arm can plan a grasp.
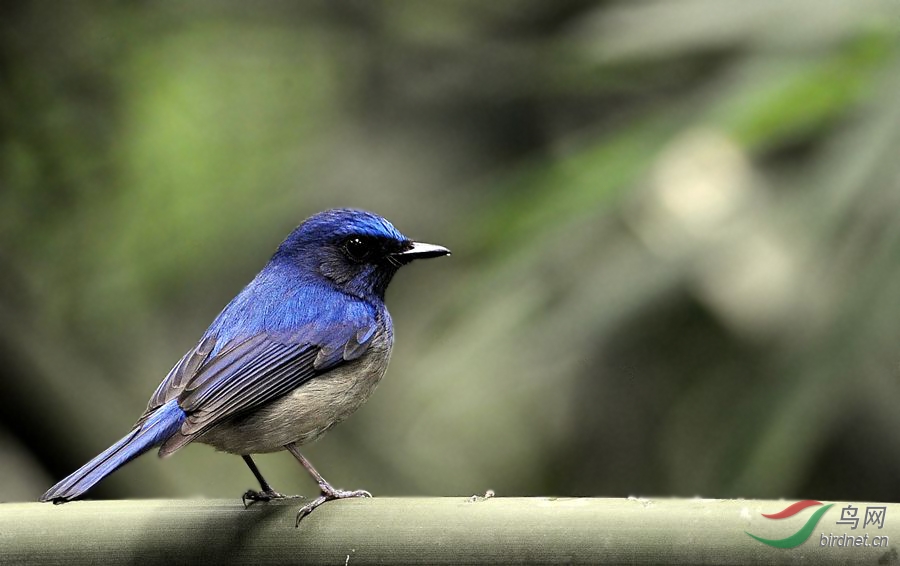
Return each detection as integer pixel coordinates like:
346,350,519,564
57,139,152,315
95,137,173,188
136,317,378,452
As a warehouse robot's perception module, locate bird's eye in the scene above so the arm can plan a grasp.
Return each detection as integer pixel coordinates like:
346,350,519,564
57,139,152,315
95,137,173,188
342,236,376,262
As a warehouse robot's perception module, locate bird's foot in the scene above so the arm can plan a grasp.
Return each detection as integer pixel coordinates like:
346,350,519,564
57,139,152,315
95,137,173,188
242,488,302,508
295,484,372,526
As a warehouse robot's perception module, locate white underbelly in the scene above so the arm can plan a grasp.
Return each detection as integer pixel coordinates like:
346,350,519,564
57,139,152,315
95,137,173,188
198,341,391,454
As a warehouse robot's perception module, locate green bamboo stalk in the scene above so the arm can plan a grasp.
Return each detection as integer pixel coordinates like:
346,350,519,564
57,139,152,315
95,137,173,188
0,497,895,564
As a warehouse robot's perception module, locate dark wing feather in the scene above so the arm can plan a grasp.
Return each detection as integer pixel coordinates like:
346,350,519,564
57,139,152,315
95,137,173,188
178,341,318,434
141,316,379,455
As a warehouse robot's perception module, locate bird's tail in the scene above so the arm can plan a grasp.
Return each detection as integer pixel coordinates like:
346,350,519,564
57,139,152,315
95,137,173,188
40,400,186,502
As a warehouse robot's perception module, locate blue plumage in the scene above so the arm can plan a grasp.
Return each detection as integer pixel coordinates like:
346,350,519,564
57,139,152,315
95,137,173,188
39,400,186,501
40,208,449,521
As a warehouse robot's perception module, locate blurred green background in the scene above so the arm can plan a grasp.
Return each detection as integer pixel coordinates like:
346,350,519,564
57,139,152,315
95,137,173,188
2,1,900,504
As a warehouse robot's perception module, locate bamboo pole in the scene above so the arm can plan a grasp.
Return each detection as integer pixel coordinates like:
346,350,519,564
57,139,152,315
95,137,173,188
0,497,896,564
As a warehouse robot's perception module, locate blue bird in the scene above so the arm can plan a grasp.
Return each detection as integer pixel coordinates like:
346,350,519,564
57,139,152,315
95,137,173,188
40,208,449,522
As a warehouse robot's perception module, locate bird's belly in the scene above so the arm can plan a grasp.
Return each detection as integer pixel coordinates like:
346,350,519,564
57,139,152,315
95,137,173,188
198,345,391,454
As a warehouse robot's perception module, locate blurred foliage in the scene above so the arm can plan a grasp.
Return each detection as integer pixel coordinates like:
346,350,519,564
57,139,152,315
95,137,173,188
2,0,900,504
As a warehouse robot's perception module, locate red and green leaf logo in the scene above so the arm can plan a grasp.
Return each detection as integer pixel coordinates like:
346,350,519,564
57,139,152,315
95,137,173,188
746,500,833,549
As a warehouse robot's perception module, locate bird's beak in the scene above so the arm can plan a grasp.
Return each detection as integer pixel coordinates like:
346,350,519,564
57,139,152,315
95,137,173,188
393,241,451,263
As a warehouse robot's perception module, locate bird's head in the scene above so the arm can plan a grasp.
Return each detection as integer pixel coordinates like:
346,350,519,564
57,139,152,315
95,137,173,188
273,208,450,301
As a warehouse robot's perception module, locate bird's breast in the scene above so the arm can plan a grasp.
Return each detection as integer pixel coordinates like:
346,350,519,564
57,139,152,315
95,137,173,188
199,323,393,455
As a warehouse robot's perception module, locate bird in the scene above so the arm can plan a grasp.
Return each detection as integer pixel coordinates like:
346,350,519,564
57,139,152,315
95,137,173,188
39,208,450,523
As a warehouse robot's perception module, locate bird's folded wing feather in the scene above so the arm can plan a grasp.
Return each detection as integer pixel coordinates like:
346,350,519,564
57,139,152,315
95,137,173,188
135,318,378,447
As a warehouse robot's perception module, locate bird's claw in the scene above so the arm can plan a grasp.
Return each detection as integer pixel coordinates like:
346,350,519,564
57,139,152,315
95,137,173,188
332,488,372,499
242,488,302,508
295,486,372,526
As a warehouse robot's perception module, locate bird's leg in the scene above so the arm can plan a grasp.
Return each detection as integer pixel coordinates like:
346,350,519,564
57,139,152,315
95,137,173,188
285,443,371,525
240,455,300,507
